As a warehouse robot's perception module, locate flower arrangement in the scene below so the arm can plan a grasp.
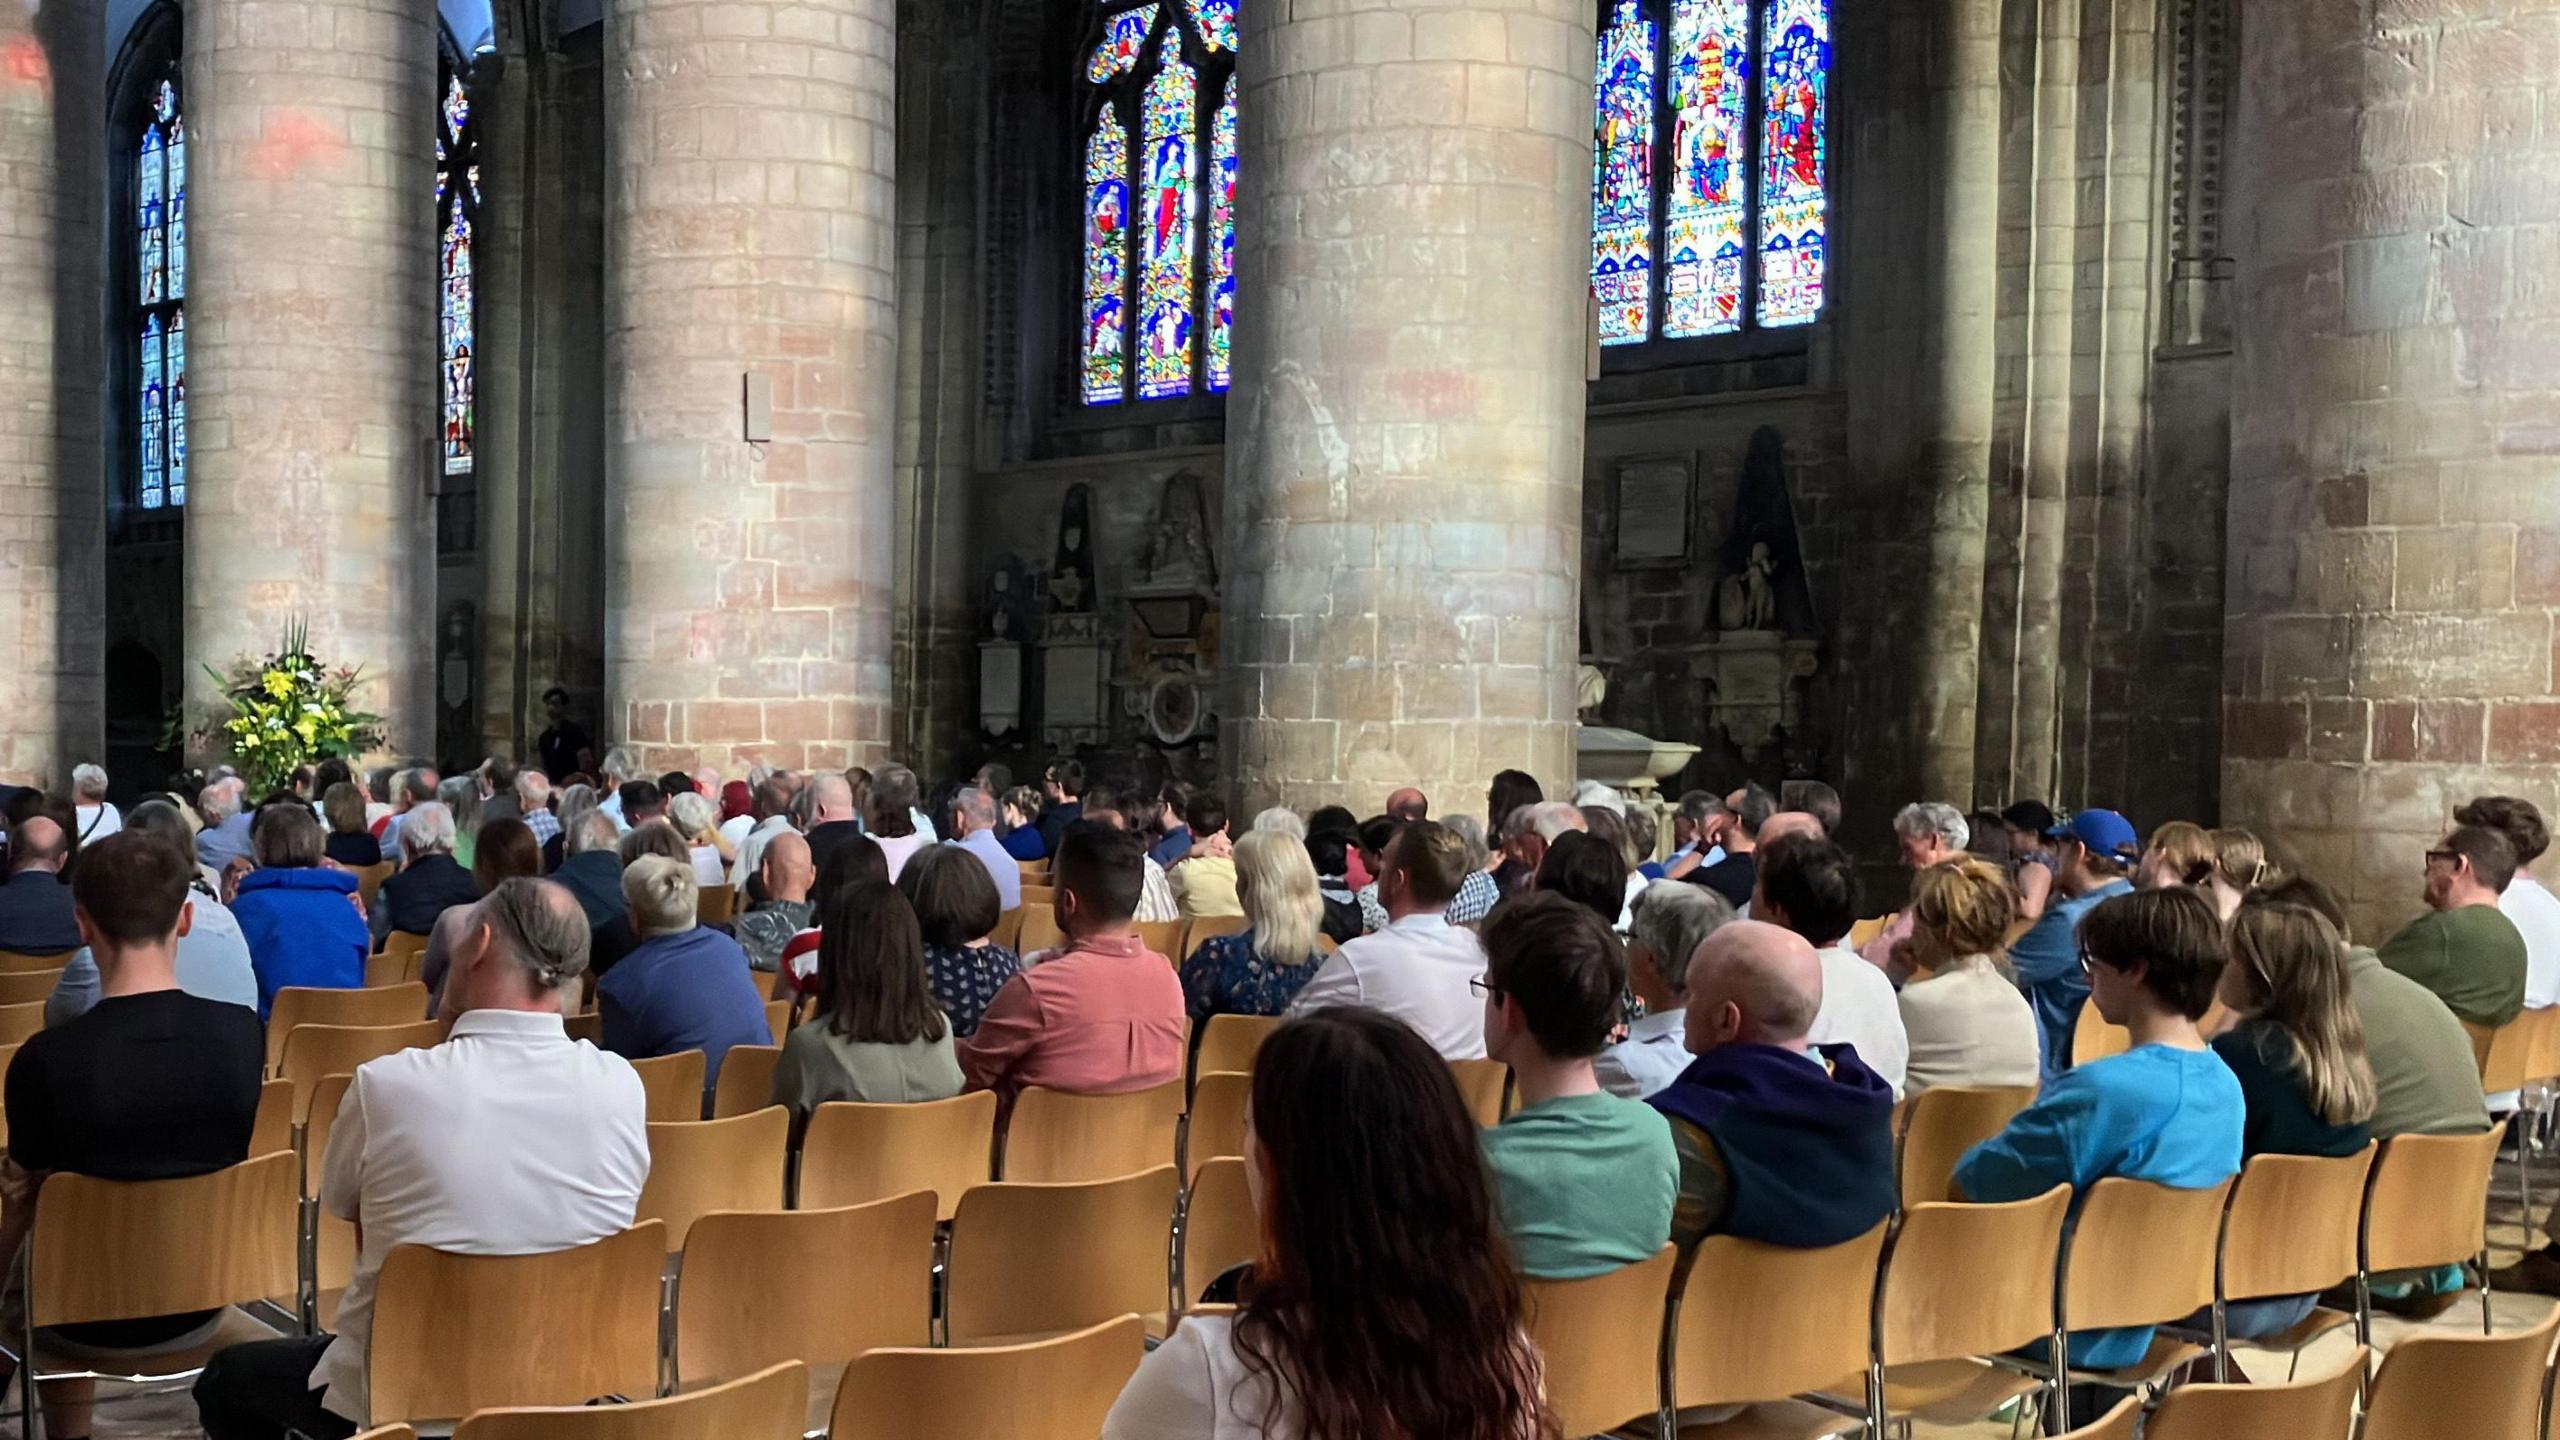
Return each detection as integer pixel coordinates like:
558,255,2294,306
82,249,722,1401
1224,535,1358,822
197,622,385,795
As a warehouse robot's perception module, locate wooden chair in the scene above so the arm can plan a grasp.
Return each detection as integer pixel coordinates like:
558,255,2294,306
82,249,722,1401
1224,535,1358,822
696,882,739,926
1671,1225,1887,1436
365,1222,666,1426
1020,884,1057,908
455,1360,805,1440
761,997,788,1042
672,1194,935,1387
992,907,1025,953
0,968,62,1006
629,1049,708,1122
2204,1145,2376,1379
351,1427,417,1440
0,999,45,1046
944,1166,1179,1344
1016,859,1049,881
1316,933,1339,954
2143,1346,2367,1440
1192,1012,1282,1082
2054,1397,2141,1440
1000,1080,1184,1183
266,982,431,1074
565,1009,603,1044
249,1076,295,1158
2071,1003,2132,1068
1018,907,1066,955
368,930,430,987
1865,1186,2074,1435
636,1106,791,1251
2358,1126,2504,1342
1181,913,1249,956
3,1151,299,1435
712,1043,783,1118
303,1073,358,1326
2360,1302,2560,1440
1525,1247,1680,1439
1136,919,1185,959
1895,1084,2035,1208
827,1313,1144,1440
0,949,72,974
1844,914,1895,953
2042,1177,2236,1394
1176,1158,1257,1307
279,1020,442,1122
798,1092,997,1221
353,861,395,911
1448,1058,1507,1126
1185,1070,1250,1168
0,1042,14,1146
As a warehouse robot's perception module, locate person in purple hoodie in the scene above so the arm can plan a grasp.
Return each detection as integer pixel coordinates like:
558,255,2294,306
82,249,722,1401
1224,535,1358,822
1646,919,1897,1248
228,806,370,1017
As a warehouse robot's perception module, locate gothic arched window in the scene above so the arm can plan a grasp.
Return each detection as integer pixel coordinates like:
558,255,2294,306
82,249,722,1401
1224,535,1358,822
438,61,477,484
1077,0,1237,407
1590,0,1829,348
132,64,186,510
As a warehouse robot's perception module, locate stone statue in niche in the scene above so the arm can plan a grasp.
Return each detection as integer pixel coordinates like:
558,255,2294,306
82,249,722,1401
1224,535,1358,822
1714,542,1777,632
1138,471,1217,592
982,555,1037,642
1047,484,1098,615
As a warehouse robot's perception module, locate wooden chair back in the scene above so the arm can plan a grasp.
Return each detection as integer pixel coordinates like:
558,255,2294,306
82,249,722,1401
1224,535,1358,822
1193,1013,1282,1080
636,1106,790,1251
1448,1058,1507,1126
27,1151,298,1327
366,1222,666,1425
0,968,62,1006
1016,859,1050,881
307,1073,358,1298
1526,1247,1679,1437
2059,1177,2234,1332
1673,1224,1886,1409
0,949,72,974
1896,1085,2035,1208
2057,1397,2141,1440
1185,1071,1251,1167
992,907,1025,953
455,1361,805,1440
945,1166,1179,1344
2468,1018,2534,1094
1181,914,1249,955
2220,1146,2377,1302
2361,1303,2560,1440
0,999,46,1046
629,1049,708,1122
761,998,788,1042
696,883,738,926
711,1044,783,1119
353,862,395,911
351,1427,417,1440
2072,1003,2131,1068
1316,933,1339,954
1136,920,1185,959
267,982,431,1073
673,1193,935,1385
827,1314,1144,1440
250,1076,295,1158
2364,1127,2503,1273
280,1021,441,1122
2524,1004,2560,1087
1001,1080,1184,1183
1020,884,1057,908
1178,1157,1258,1304
369,930,430,987
1018,907,1066,955
2144,1347,2367,1440
1875,1187,2073,1364
798,1092,997,1222
565,1010,602,1044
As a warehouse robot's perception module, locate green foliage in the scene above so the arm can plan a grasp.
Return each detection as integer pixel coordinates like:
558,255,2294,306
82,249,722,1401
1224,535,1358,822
194,621,385,795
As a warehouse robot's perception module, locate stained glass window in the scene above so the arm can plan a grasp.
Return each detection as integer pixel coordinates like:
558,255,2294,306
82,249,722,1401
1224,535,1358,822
134,72,185,510
1590,0,1828,347
437,69,477,478
1076,1,1238,407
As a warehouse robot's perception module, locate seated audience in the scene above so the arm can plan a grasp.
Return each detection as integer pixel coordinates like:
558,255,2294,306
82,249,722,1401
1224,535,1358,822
231,806,368,1015
1648,920,1897,1248
1534,830,1628,933
1857,802,1968,978
1477,893,1678,1279
1351,814,1402,930
1148,781,1195,872
776,836,891,997
2137,820,2217,893
193,878,648,1440
1598,880,1734,1100
553,809,638,970
1485,768,1544,896
947,785,1024,911
615,777,665,832
2260,876,2486,1143
897,842,1022,1039
598,856,773,1113
1168,794,1240,920
2009,808,2141,1077
1287,821,1488,1060
0,817,79,956
370,802,478,948
619,818,692,870
1662,790,1723,879
716,779,755,847
998,785,1049,861
319,783,382,869
667,790,732,888
733,832,816,974
195,778,256,873
373,768,435,852
1181,830,1327,1024
2378,824,2527,1029
1752,834,1910,1098
957,824,1185,1104
417,817,544,1007
1442,814,1503,926
1250,805,1309,840
770,881,964,1111
1780,779,1844,839
435,775,484,869
2003,799,2060,927
865,765,929,880
514,769,558,852
1102,1008,1553,1440
1897,857,2041,1094
46,800,258,1023
1688,783,1772,909
1307,829,1365,945
1036,759,1086,855
69,763,120,845
1955,888,2243,1370
2456,796,2560,1015
1083,786,1183,922
728,775,802,886
2201,829,2278,922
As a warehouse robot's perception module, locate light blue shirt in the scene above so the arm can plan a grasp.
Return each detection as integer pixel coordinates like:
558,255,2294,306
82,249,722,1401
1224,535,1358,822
1594,1010,1691,1101
954,830,1023,912
44,889,261,1026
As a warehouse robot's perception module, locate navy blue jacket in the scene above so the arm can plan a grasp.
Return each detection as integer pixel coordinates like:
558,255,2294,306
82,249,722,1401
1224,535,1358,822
1650,1041,1897,1249
0,871,80,956
597,927,772,1114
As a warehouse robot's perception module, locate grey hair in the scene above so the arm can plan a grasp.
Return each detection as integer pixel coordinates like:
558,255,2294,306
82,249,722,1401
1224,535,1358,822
1443,813,1491,872
601,747,642,783
515,769,553,807
70,764,108,801
622,854,698,938
1893,802,1970,853
199,779,243,823
566,809,620,856
401,801,457,857
956,786,998,827
1628,881,1734,1000
1676,790,1721,824
1251,806,1308,840
123,799,199,866
399,768,437,803
437,775,482,834
1526,801,1587,843
477,878,592,993
808,771,854,816
668,790,719,841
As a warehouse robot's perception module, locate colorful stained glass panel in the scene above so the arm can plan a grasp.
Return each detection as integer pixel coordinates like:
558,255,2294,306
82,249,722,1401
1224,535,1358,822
441,209,475,473
1207,76,1237,393
1186,0,1236,51
1136,34,1196,400
1081,111,1132,405
166,308,187,506
1087,4,1157,81
1591,0,1657,346
1757,0,1827,327
1660,0,1748,337
167,115,187,301
137,124,165,306
138,314,165,511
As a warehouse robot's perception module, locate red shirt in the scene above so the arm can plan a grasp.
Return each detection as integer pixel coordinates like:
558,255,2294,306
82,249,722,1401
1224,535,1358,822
956,932,1185,1102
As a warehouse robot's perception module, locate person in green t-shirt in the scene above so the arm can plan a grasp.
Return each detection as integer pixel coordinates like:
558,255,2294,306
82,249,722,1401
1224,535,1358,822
1476,892,1678,1281
2378,825,2527,1029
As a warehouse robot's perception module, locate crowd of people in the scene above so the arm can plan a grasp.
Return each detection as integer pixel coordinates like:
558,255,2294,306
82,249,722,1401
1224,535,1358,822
0,744,2538,1436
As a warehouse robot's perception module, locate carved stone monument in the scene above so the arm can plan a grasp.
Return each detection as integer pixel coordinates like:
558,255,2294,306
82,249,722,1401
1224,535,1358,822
1117,472,1221,752
1041,485,1109,746
1664,428,1823,780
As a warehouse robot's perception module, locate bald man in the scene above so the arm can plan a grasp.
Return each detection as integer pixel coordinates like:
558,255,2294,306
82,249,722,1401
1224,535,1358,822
1757,811,1825,846
1645,920,1896,1248
1386,788,1429,823
734,832,816,973
0,815,81,954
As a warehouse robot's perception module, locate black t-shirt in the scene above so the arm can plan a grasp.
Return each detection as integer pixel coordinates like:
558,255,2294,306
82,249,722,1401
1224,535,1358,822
539,722,594,782
1692,851,1758,909
7,989,264,1346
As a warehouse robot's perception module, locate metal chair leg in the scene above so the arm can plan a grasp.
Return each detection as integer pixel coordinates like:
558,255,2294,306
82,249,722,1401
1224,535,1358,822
2046,1327,2071,1437
2355,1269,2373,1347
2210,1294,2229,1383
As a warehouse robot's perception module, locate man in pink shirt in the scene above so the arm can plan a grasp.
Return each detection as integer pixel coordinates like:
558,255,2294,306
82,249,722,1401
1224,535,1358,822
959,822,1185,1103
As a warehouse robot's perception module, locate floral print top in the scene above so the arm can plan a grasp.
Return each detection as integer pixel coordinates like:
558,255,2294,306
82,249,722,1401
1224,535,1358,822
1179,929,1325,1022
924,941,1023,1039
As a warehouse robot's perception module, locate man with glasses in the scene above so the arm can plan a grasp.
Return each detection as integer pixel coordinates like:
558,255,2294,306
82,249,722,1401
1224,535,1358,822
1287,821,1487,1060
2377,825,2528,1029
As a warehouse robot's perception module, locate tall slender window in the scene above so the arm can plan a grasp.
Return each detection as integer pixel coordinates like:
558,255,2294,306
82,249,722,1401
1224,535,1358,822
437,67,477,480
1077,0,1237,407
1591,0,1829,348
135,71,186,510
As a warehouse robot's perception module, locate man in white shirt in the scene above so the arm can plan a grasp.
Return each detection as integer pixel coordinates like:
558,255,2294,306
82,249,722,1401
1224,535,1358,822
728,775,802,889
948,786,1023,912
1597,879,1735,1099
2459,797,2560,1010
597,747,641,832
1082,786,1180,924
192,878,649,1439
1288,821,1488,1059
1750,832,1909,1099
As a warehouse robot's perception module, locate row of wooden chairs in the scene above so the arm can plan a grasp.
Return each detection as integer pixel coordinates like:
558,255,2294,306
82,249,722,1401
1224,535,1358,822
0,951,71,1056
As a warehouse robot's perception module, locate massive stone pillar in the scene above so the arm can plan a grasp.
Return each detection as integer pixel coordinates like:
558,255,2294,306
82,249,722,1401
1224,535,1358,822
1223,0,1593,816
2226,0,2560,940
0,0,103,787
604,0,897,775
182,0,435,750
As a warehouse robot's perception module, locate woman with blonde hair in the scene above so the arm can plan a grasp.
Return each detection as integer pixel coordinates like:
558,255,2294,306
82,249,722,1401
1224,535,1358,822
2205,828,2279,921
1897,857,2041,1094
2137,820,2216,892
1178,829,1327,1022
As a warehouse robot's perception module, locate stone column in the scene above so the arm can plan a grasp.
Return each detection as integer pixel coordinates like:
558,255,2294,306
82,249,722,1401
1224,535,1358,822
182,0,433,750
2226,0,2560,940
604,0,897,775
1223,0,1593,816
0,0,103,786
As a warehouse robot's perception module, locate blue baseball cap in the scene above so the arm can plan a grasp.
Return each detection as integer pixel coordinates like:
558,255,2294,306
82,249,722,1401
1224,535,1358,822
2050,808,2141,865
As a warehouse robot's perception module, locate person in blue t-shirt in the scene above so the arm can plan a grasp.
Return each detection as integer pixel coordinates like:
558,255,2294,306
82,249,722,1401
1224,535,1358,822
1958,886,2244,1379
2009,808,2142,1077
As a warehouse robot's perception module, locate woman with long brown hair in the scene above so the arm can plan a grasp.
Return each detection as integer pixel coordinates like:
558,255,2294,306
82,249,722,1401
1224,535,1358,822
1104,1008,1555,1440
767,880,961,1111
